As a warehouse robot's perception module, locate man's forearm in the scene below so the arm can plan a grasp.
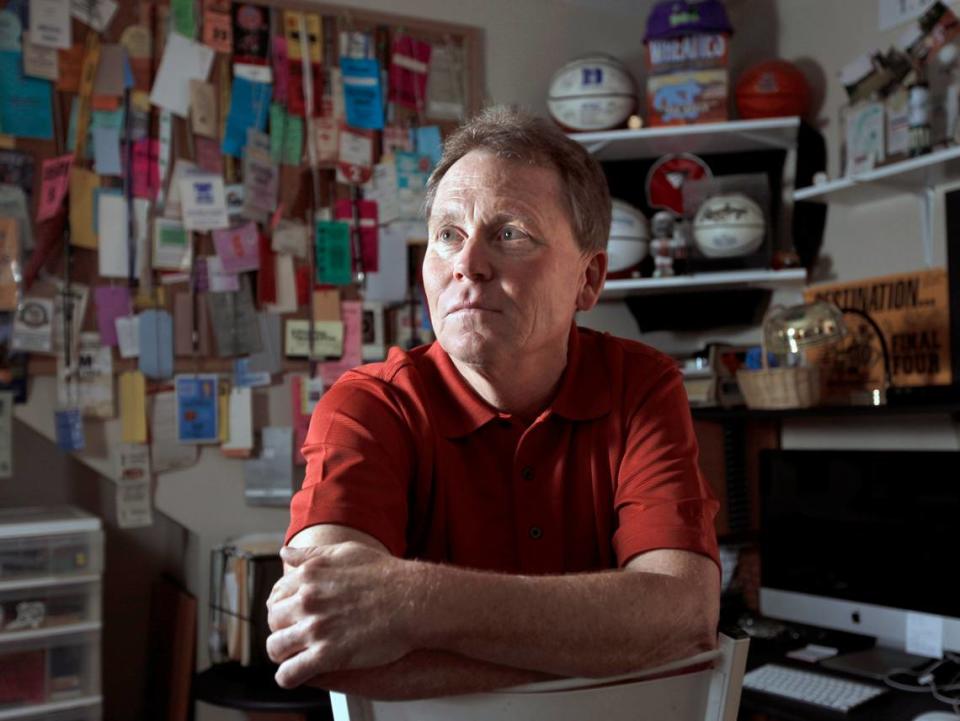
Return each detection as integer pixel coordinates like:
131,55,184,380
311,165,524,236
407,559,718,679
308,650,556,701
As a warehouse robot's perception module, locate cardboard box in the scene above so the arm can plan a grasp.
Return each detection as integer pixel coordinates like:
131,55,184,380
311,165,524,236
647,69,728,126
645,33,729,75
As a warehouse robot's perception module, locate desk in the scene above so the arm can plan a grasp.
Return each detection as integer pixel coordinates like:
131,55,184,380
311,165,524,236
192,662,334,720
739,647,955,721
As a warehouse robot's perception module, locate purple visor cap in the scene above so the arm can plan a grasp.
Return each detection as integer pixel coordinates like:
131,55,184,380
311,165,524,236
644,0,734,41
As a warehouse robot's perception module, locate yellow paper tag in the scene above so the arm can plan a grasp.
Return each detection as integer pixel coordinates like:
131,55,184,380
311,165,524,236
284,320,344,357
68,167,101,249
218,378,230,443
119,371,148,444
284,12,321,63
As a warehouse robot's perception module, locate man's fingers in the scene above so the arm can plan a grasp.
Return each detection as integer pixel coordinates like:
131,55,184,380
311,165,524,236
268,573,298,605
275,642,335,689
280,545,309,565
267,589,309,633
268,548,329,605
266,618,313,665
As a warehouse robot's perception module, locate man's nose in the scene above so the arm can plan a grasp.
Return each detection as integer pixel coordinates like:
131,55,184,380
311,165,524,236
453,234,493,282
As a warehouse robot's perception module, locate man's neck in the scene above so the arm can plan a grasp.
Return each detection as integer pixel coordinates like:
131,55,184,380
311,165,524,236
449,337,571,420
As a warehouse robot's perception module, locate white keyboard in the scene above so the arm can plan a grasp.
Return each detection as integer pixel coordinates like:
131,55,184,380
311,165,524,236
743,663,887,713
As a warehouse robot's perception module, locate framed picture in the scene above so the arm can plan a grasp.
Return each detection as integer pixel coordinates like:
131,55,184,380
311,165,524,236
361,301,385,361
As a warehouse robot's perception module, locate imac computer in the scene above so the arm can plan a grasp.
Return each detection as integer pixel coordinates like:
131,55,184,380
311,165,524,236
758,449,960,666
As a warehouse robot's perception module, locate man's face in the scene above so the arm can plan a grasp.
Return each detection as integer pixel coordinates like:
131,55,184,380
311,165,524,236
424,150,604,368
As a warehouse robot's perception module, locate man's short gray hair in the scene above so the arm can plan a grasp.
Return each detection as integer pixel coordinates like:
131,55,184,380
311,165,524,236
423,106,611,255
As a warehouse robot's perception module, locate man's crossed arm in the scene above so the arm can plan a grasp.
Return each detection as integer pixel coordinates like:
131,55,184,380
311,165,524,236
266,524,719,701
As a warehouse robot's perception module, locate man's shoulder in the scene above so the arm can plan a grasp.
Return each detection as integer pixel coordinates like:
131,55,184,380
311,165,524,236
328,343,437,405
578,326,677,377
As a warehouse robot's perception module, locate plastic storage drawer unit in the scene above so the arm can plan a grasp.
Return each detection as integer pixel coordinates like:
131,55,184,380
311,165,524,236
0,509,103,584
0,628,101,713
0,580,101,638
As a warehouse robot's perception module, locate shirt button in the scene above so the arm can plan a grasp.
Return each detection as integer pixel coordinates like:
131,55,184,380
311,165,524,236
529,526,543,540
520,465,535,481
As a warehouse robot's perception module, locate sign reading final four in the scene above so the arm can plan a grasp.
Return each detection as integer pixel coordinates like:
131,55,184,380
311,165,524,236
804,268,952,401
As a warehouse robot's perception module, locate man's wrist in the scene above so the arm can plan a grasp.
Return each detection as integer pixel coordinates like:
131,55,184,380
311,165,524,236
397,559,466,653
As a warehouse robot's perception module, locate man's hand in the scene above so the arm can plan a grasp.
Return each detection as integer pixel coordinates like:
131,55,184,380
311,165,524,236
266,541,418,688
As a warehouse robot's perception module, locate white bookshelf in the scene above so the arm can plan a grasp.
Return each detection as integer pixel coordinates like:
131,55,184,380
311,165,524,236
794,145,960,204
570,117,800,161
600,268,806,299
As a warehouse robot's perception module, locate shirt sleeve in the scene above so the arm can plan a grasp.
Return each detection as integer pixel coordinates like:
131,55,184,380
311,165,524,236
285,374,414,556
612,363,720,571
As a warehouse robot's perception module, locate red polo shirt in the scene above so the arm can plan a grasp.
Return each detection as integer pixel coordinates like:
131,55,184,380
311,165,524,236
286,326,719,574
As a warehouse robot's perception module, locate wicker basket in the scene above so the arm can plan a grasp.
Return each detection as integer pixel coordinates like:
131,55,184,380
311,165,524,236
736,365,821,409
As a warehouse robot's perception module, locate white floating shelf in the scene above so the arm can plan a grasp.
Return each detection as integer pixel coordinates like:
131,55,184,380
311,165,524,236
794,145,960,204
0,696,102,721
599,268,806,299
569,117,800,161
0,621,101,645
0,573,99,592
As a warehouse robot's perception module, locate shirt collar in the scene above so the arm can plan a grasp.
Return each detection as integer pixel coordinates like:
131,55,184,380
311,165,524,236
422,325,612,439
423,342,499,438
548,324,613,422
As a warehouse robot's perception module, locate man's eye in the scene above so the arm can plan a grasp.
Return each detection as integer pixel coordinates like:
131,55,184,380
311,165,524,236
499,226,527,241
437,229,456,242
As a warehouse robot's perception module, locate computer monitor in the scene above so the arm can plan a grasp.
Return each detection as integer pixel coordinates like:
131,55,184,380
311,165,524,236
758,449,960,656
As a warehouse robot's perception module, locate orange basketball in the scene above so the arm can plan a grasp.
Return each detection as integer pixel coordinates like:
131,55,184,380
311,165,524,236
735,60,810,119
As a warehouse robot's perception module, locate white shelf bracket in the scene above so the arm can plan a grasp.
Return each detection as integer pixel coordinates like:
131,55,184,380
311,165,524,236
918,187,936,268
739,131,791,150
584,140,611,155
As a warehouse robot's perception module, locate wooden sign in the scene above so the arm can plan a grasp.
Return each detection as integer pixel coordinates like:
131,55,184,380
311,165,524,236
804,268,952,402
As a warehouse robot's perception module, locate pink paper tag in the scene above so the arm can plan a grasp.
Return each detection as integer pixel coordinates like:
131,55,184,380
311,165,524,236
94,285,132,346
319,300,363,386
38,154,74,221
132,139,160,200
212,221,260,273
289,374,311,465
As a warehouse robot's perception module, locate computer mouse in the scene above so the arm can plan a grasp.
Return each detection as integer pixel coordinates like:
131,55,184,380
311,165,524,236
911,712,960,721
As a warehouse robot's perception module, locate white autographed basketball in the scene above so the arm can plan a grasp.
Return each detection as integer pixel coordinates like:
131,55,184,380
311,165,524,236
548,55,636,131
607,199,649,272
693,193,765,258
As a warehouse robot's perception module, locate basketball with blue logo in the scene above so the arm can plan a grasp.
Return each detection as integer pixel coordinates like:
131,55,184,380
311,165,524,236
547,55,636,131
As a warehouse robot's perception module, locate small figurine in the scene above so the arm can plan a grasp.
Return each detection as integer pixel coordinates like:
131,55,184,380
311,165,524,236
650,210,676,277
670,219,690,275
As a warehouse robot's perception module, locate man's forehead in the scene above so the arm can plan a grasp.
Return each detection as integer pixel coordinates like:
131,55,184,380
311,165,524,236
439,150,563,192
431,151,566,217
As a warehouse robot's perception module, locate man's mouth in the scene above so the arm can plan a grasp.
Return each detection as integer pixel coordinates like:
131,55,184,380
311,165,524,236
447,302,498,315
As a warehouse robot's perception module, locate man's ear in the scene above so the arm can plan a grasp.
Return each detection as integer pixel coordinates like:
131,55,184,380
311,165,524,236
576,251,608,312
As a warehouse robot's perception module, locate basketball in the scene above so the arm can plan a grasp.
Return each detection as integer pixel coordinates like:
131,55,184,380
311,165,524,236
548,55,637,131
735,59,810,119
607,199,649,272
692,193,765,258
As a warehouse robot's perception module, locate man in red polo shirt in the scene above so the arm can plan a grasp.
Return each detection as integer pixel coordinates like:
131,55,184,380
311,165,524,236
266,106,721,700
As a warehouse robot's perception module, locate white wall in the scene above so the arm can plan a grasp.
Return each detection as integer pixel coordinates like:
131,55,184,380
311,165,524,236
13,2,960,718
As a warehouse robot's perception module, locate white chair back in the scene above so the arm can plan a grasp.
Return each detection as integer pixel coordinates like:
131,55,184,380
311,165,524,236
330,632,749,721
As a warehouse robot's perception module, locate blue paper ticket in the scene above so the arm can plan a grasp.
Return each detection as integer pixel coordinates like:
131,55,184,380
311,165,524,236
175,374,219,443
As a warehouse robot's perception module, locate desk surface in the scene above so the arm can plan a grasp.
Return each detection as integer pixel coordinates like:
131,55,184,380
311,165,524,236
193,662,334,717
740,647,956,721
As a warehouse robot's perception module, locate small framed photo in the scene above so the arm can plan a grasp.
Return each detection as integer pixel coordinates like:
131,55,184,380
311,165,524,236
362,301,386,361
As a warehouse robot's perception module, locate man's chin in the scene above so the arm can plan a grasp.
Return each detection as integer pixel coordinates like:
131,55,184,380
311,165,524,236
438,331,501,367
